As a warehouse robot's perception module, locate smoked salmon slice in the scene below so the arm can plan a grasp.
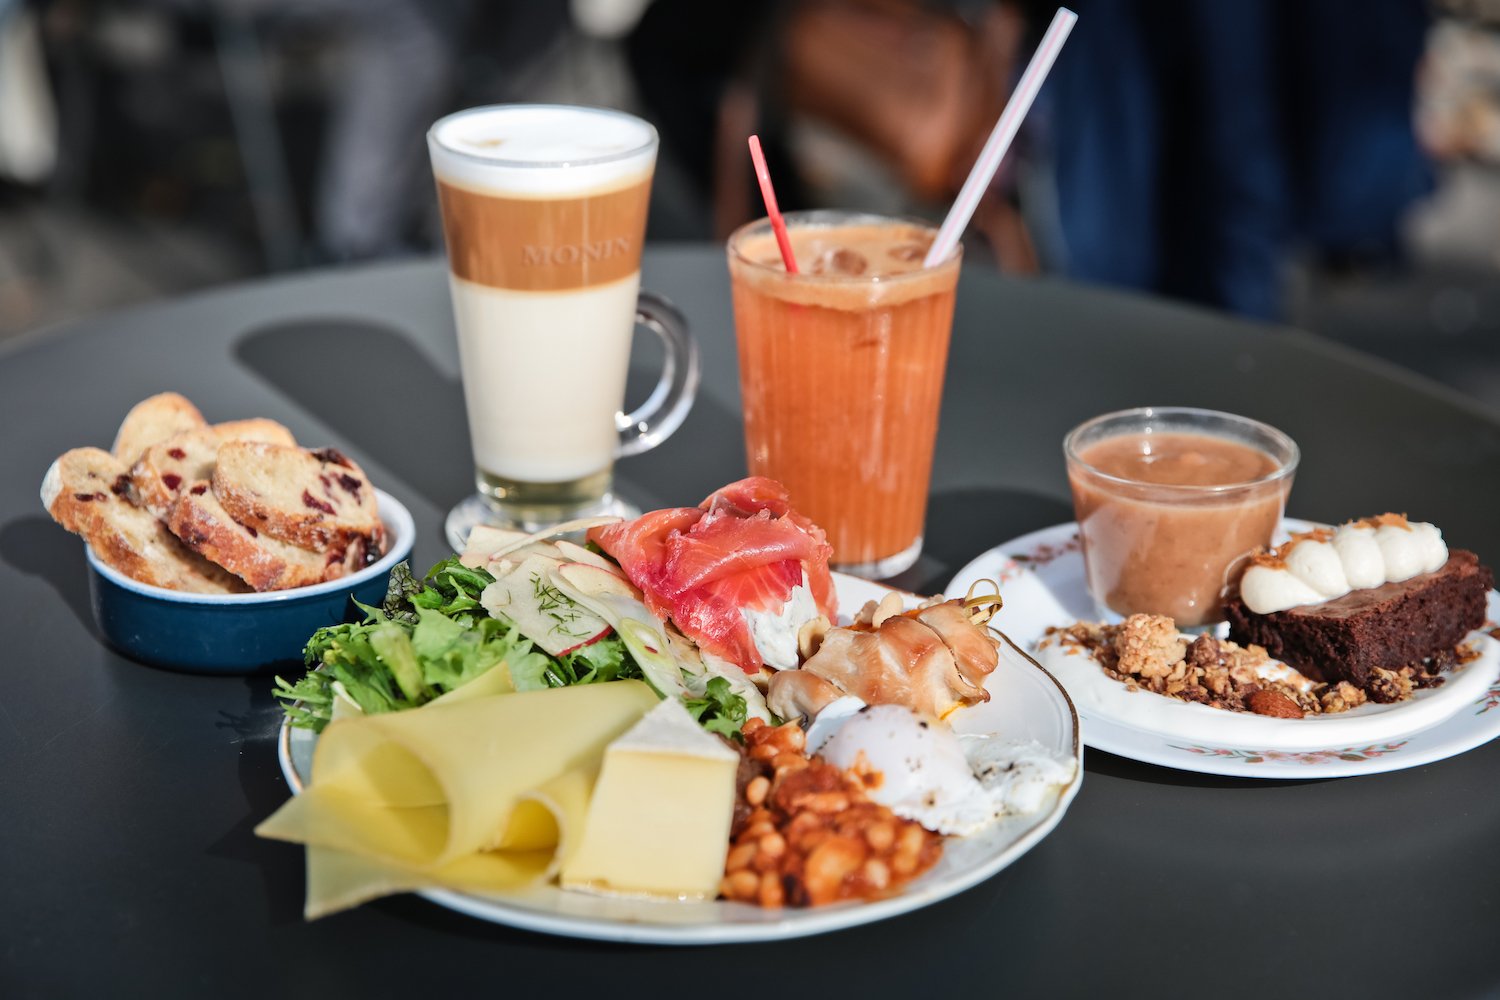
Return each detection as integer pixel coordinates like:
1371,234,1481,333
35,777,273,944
588,478,836,674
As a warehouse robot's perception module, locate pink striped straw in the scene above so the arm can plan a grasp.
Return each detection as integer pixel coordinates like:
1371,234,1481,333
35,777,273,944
924,7,1078,267
748,134,800,273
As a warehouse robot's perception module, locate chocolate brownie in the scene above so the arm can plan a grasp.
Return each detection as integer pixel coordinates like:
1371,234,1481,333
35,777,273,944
1225,549,1493,691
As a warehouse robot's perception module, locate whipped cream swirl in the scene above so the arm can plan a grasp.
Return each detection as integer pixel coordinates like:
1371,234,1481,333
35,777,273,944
1240,516,1448,614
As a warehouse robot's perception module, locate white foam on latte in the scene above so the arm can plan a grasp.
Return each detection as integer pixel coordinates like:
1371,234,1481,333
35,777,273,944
429,105,656,196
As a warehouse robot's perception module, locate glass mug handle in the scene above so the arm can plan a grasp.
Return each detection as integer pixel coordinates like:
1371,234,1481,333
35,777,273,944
616,291,700,458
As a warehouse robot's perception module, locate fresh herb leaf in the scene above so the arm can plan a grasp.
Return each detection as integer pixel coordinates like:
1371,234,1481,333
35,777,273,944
681,677,750,740
412,557,494,622
510,633,643,691
530,572,591,638
413,610,524,691
563,636,632,684
379,562,424,624
276,558,501,731
369,623,431,703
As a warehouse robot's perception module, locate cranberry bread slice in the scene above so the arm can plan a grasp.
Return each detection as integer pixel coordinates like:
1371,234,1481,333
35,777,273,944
213,418,298,442
41,448,247,594
165,482,368,591
111,392,208,466
212,442,385,554
132,420,296,519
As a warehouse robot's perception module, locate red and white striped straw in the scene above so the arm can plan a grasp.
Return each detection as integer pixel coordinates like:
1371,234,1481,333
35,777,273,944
924,7,1077,268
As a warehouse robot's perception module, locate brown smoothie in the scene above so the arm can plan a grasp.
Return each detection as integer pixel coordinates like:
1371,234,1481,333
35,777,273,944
1069,432,1288,626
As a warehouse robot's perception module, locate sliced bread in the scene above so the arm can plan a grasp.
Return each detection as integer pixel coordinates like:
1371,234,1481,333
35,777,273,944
132,420,296,519
165,482,369,592
212,442,385,553
110,392,208,466
41,448,247,594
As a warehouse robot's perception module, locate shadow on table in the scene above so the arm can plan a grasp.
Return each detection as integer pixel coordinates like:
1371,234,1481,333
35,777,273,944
204,676,316,925
233,317,751,515
235,317,474,509
891,487,1075,594
1,514,97,636
1083,746,1335,789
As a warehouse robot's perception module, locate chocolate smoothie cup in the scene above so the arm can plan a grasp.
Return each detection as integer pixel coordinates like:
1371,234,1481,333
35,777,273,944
1065,407,1299,627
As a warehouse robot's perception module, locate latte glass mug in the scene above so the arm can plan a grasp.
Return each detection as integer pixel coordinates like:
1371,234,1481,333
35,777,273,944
428,105,698,544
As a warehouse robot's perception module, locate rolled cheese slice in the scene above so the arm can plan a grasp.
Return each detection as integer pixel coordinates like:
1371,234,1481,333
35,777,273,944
257,680,658,918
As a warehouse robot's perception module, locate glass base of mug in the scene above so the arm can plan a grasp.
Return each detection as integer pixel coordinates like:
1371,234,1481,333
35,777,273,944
831,536,923,581
444,467,638,551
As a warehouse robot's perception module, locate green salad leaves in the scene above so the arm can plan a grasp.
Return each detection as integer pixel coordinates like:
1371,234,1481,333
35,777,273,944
274,556,752,738
682,677,750,739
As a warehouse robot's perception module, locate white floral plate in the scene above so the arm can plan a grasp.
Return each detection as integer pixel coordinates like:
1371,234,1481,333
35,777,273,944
276,573,1082,944
947,522,1500,779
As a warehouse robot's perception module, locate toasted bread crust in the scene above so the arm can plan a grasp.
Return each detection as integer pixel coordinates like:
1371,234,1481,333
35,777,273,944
213,442,385,554
165,482,367,592
111,393,207,466
132,420,296,519
42,448,246,594
51,395,385,594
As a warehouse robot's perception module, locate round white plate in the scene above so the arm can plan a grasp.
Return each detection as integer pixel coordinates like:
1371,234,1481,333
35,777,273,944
276,572,1083,943
947,522,1500,779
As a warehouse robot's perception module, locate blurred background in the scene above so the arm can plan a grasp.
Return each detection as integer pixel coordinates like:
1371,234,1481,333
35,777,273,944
2,0,1499,407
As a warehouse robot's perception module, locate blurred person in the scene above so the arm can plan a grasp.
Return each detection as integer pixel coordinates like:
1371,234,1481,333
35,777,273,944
1030,0,1433,320
219,0,566,262
630,0,1433,321
0,1,58,187
626,0,1030,263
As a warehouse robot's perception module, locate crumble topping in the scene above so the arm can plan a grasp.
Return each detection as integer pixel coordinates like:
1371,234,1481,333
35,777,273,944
1355,512,1412,531
1247,527,1334,571
1040,614,1477,717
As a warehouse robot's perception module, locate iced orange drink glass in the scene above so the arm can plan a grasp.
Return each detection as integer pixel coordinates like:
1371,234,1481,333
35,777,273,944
726,211,961,578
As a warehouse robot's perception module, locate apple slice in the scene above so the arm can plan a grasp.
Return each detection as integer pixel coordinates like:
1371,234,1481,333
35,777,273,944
553,562,698,699
464,516,623,568
554,539,625,576
479,553,612,657
552,563,772,722
460,525,530,568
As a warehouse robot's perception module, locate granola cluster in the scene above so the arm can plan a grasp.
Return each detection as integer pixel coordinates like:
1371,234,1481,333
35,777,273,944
1040,614,1471,717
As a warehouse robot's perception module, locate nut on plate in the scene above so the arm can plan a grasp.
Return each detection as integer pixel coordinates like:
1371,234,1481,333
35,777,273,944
1246,688,1304,719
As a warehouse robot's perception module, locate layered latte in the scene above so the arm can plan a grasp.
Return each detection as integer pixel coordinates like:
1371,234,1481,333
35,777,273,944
428,106,657,498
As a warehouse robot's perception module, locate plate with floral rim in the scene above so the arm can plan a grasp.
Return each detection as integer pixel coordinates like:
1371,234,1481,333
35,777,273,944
946,522,1500,779
275,572,1083,944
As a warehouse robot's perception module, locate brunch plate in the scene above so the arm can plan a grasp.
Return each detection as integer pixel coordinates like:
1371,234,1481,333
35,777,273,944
947,522,1500,779
277,572,1082,944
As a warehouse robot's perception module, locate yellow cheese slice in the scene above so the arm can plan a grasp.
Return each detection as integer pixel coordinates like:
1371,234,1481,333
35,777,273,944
257,681,657,917
561,698,739,900
300,766,595,919
431,660,514,704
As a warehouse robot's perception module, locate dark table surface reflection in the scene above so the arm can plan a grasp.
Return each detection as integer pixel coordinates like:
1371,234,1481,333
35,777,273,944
3,250,1498,999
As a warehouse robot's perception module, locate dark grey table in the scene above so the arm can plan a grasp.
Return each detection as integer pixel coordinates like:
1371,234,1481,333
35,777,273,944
4,250,1499,999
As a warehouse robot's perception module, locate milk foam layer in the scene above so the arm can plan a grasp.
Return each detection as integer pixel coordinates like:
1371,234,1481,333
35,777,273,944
1240,518,1448,614
429,106,656,197
449,273,639,482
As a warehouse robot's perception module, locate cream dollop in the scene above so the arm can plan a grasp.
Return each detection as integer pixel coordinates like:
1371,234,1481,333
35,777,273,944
1241,518,1448,614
